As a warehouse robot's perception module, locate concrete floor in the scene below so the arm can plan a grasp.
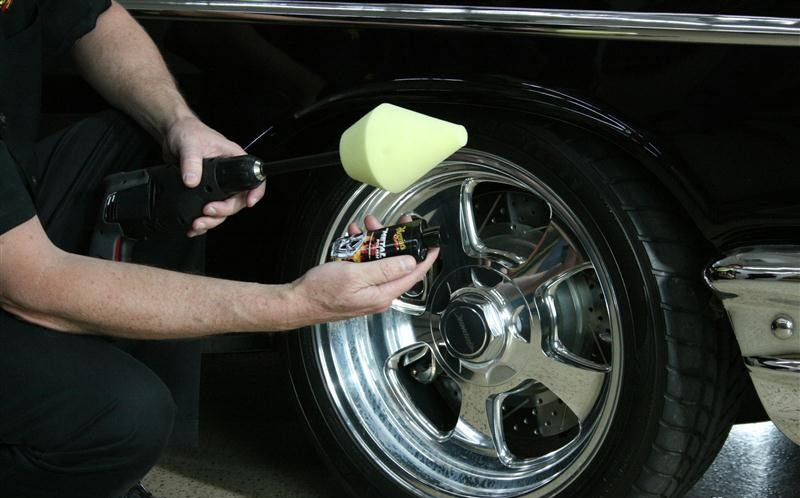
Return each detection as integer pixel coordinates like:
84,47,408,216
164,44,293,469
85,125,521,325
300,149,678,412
143,352,800,498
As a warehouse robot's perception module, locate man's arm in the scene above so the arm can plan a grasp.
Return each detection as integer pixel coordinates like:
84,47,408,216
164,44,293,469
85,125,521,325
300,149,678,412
71,0,261,236
0,216,435,339
4,2,438,338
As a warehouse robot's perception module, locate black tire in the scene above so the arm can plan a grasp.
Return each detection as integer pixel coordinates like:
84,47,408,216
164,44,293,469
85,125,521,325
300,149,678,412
282,111,744,498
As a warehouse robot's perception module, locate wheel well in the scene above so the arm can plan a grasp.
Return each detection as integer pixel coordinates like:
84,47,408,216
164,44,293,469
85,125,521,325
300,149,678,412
249,82,709,252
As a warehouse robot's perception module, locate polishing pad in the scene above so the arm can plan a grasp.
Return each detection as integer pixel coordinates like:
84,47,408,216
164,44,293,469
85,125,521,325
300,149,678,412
339,103,468,193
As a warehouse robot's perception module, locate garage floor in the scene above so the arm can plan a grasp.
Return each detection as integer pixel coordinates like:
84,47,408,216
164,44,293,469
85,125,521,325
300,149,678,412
143,352,800,498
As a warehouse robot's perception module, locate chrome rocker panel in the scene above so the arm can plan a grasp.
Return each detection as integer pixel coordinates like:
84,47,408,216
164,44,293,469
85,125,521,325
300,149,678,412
120,1,800,47
706,246,800,444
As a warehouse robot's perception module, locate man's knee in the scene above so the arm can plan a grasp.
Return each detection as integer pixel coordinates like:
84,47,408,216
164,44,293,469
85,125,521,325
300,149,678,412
0,359,177,498
114,374,177,469
46,366,177,476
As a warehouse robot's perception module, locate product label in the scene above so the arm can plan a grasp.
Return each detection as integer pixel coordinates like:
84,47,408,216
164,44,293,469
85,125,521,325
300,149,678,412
329,222,425,262
330,232,368,261
393,225,407,251
330,229,390,262
376,228,388,259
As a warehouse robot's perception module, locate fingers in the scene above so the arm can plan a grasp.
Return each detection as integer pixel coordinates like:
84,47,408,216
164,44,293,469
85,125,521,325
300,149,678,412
359,247,439,293
376,247,439,298
363,215,383,231
180,152,204,188
361,214,410,229
347,222,361,236
347,213,416,237
186,181,265,238
204,191,249,217
359,255,417,286
246,183,266,208
416,247,439,276
166,115,246,189
347,214,382,236
296,248,439,323
186,194,240,237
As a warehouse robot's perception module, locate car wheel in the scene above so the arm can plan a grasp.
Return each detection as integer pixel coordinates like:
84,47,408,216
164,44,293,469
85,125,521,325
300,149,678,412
282,114,743,498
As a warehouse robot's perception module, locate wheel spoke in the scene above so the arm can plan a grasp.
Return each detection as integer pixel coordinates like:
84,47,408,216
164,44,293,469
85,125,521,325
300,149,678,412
514,337,606,422
459,179,528,269
454,382,501,452
506,261,608,423
392,297,427,317
386,342,441,385
532,224,582,269
499,247,586,340
532,262,612,372
512,223,585,283
379,308,435,354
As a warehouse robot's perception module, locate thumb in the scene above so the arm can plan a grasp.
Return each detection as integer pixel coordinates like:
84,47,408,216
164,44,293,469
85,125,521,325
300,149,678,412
180,152,204,188
360,256,416,286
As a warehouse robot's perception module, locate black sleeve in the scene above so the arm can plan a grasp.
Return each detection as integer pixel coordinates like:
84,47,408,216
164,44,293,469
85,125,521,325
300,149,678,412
40,0,112,57
0,142,36,236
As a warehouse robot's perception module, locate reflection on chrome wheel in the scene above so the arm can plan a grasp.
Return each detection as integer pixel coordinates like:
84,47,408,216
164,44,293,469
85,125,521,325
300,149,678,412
285,116,742,498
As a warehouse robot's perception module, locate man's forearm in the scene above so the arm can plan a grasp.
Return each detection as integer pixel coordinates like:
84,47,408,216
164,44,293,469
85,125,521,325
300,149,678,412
71,1,193,141
0,217,299,338
5,248,296,339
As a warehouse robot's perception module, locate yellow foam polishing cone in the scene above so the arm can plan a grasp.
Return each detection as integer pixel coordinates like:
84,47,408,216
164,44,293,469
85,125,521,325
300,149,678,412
339,103,468,193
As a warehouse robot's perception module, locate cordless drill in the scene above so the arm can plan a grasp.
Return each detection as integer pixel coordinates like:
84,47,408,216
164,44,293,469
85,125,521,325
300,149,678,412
89,155,265,261
88,104,469,263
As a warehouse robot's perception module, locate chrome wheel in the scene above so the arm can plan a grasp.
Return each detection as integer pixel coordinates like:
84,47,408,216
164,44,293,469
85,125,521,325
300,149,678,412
311,149,623,497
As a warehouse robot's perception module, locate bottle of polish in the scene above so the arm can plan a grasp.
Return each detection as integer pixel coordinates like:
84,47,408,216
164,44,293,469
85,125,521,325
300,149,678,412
329,219,440,263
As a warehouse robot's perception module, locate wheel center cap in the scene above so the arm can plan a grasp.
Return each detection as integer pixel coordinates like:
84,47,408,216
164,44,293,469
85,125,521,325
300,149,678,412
442,305,489,359
430,265,535,386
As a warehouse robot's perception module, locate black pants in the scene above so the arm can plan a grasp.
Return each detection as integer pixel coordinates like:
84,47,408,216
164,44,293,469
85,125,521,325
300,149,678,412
0,111,204,498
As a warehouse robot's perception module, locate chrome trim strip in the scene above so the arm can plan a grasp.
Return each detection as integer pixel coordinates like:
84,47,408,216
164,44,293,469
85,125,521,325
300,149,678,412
746,356,800,373
706,245,800,283
119,1,800,47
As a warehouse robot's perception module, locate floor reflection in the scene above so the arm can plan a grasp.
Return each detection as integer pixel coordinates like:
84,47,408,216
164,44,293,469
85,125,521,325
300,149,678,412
686,422,800,498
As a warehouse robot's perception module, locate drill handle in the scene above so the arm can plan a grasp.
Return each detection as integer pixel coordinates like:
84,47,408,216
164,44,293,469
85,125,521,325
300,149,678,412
148,154,264,234
89,168,151,261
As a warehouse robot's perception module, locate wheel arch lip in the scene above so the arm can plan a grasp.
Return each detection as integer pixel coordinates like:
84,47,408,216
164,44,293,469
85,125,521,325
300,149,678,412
255,76,709,239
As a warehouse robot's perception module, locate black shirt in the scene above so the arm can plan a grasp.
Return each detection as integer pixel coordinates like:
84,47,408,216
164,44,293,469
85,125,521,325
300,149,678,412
0,0,111,235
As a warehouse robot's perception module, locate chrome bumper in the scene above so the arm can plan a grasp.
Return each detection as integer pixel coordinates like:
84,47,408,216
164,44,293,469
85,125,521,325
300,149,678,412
706,246,800,444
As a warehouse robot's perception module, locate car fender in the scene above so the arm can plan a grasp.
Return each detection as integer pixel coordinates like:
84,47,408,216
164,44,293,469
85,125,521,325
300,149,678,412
251,76,708,235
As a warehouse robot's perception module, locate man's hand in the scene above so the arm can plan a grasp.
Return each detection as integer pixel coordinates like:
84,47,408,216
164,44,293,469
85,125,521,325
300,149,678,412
72,2,265,239
162,115,267,237
288,215,439,326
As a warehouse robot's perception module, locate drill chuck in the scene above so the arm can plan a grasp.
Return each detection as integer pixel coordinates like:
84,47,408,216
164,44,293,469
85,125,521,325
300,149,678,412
213,156,265,194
